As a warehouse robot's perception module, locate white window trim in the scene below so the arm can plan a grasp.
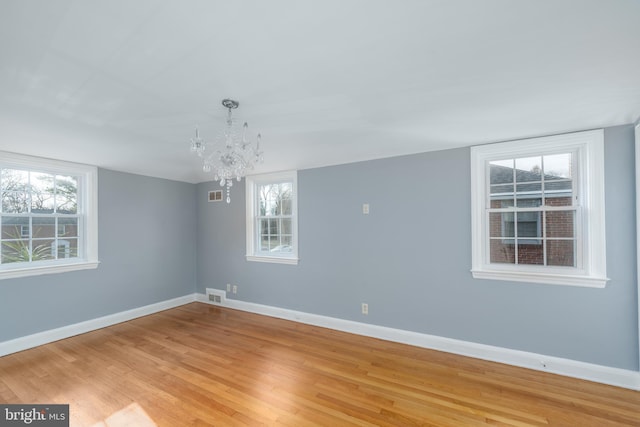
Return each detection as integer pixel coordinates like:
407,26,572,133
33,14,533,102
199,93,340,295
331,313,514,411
470,129,607,287
245,170,299,265
0,151,99,279
634,120,640,365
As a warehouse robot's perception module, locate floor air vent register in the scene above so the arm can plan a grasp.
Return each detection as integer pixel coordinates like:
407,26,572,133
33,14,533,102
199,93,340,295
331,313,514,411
206,288,226,305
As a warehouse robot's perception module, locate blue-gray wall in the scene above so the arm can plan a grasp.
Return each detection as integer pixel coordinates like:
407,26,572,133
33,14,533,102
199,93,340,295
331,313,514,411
0,168,197,342
197,125,638,371
1,126,637,372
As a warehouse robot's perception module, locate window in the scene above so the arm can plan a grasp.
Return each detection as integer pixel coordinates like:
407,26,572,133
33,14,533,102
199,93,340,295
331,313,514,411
470,130,607,287
246,171,298,265
0,151,99,279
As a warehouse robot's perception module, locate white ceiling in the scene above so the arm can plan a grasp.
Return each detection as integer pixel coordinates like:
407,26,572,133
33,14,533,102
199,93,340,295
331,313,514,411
1,0,639,183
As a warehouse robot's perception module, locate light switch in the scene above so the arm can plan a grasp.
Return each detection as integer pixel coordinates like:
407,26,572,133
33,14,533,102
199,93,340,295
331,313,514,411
362,203,370,215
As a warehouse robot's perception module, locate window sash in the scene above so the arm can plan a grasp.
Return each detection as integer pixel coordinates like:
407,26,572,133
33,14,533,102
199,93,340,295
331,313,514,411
486,173,581,269
485,150,579,268
255,215,293,253
0,213,82,265
486,206,579,267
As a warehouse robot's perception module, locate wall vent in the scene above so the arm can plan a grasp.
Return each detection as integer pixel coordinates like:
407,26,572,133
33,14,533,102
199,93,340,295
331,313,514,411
205,288,226,305
208,190,223,202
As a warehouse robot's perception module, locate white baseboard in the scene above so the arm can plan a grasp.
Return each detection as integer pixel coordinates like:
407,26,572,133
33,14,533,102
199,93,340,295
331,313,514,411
196,293,640,391
3,293,638,391
0,294,197,357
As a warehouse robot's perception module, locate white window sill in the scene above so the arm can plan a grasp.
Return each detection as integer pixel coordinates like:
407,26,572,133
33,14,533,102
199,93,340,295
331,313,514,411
0,261,100,280
246,255,299,265
471,269,608,288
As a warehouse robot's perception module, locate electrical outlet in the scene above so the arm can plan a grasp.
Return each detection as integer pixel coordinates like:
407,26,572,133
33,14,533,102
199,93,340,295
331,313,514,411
361,303,368,315
362,203,370,215
226,283,231,292
232,285,238,294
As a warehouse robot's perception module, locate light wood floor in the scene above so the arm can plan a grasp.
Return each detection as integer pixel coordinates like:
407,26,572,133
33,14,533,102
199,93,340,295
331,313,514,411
0,303,639,426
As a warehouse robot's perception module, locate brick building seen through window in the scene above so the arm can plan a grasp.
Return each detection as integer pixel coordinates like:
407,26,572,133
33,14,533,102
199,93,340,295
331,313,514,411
488,156,575,267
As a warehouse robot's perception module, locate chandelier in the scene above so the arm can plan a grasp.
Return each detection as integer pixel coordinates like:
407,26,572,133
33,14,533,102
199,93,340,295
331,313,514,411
190,99,263,203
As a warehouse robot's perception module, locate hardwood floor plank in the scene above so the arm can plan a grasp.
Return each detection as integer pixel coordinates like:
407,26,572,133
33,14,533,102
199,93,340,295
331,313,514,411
1,303,639,426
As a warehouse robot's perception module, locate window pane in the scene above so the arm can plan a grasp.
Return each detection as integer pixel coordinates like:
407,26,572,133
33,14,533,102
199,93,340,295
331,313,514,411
31,172,55,214
58,218,78,238
259,184,273,216
499,199,514,208
1,168,29,213
280,196,292,216
259,219,268,234
277,235,292,253
259,218,269,252
544,181,573,206
32,239,55,261
278,183,293,215
546,211,574,238
1,169,29,190
281,218,292,235
55,175,78,214
490,184,514,203
490,239,515,264
32,195,55,214
2,191,29,213
55,238,78,259
515,183,541,204
543,153,572,179
547,239,575,267
1,240,30,263
515,157,542,183
1,215,30,263
490,160,514,185
1,216,28,239
517,241,544,265
270,241,292,253
33,217,55,239
268,218,278,235
490,212,514,238
517,212,540,238
259,218,279,251
259,197,267,216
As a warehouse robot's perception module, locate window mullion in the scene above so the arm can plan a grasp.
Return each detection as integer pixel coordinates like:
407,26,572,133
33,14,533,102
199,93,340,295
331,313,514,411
542,207,548,266
27,172,32,264
28,216,32,263
256,214,263,253
54,216,58,260
513,205,519,265
512,160,519,265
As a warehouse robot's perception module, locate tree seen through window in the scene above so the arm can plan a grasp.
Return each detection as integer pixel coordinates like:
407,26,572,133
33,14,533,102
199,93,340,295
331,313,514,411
1,169,79,264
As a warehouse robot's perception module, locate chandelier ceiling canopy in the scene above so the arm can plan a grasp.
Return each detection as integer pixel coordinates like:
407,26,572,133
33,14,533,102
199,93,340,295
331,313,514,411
190,99,263,203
